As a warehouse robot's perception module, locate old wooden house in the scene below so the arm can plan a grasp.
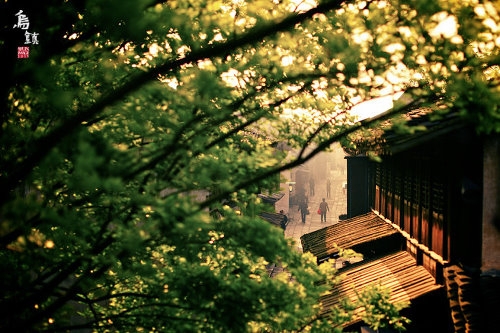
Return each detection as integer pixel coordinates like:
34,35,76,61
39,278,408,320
301,105,500,332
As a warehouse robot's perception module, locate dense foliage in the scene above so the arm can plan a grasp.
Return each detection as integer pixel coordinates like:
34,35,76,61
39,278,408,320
1,0,499,332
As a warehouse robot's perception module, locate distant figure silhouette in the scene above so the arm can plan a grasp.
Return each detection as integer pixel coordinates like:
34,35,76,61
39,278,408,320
319,198,329,222
298,199,308,223
279,210,288,231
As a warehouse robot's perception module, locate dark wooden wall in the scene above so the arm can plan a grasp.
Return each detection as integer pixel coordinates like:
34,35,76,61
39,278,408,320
370,127,483,267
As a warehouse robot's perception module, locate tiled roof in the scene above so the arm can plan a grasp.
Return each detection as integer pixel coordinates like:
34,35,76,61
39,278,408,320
382,109,464,154
258,211,286,228
300,211,399,260
257,192,285,205
345,103,465,156
320,251,443,325
444,265,500,332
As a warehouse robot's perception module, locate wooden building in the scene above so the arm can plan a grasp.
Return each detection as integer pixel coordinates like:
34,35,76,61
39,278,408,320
301,105,500,332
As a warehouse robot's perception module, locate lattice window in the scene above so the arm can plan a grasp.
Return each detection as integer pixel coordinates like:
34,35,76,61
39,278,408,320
431,179,445,215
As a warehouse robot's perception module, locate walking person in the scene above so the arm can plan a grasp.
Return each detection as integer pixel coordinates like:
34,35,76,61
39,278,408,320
298,199,308,223
319,198,329,222
326,178,331,198
279,210,288,232
309,177,315,196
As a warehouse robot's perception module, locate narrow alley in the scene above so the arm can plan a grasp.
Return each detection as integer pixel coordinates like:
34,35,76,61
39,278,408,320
282,166,347,252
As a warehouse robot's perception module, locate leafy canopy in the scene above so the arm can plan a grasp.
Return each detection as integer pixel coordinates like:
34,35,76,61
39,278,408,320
1,0,499,332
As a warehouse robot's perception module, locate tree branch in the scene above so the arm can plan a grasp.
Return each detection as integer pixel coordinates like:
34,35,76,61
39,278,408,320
0,0,350,204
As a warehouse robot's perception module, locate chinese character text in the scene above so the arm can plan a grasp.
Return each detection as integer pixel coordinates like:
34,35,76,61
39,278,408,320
13,10,30,30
